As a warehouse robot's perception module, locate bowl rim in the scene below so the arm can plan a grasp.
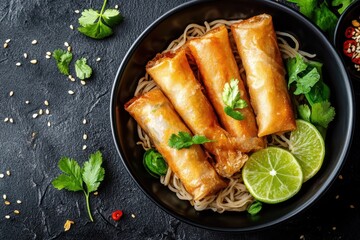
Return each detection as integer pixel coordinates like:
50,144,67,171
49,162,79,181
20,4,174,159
334,0,360,81
110,0,355,232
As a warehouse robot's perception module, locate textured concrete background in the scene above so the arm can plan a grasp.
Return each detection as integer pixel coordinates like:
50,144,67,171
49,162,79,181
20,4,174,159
0,0,359,239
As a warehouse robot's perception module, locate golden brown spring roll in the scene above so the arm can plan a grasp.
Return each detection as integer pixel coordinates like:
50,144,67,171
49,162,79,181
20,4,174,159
146,49,247,178
188,25,264,150
231,14,296,137
125,89,227,200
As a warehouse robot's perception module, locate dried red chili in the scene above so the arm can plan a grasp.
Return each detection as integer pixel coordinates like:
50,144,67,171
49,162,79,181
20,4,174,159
111,210,123,221
351,57,360,65
343,40,357,57
345,27,355,38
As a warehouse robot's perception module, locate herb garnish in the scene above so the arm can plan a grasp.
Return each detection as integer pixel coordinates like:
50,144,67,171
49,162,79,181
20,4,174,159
143,149,168,178
247,201,262,215
78,0,124,39
52,151,105,222
168,131,213,150
222,79,248,120
52,49,73,75
75,58,93,80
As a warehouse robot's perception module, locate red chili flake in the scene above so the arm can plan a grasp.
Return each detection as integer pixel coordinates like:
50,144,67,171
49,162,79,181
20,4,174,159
352,57,360,65
345,27,355,38
343,40,357,57
111,210,123,221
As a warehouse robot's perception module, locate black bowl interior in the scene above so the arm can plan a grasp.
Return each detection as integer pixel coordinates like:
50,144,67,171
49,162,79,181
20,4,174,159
110,0,354,231
334,1,360,81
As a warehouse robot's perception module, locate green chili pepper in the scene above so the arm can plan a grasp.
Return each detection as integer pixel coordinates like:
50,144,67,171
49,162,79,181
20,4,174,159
143,149,168,178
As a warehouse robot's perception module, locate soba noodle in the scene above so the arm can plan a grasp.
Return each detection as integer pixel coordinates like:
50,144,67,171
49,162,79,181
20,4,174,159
133,19,315,213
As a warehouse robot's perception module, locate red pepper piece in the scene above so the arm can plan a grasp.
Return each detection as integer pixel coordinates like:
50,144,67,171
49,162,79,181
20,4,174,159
111,210,123,221
352,57,360,65
343,40,357,57
345,27,355,38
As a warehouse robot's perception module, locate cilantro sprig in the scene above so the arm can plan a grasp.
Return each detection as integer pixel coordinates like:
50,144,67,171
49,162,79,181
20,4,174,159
52,151,105,222
75,58,93,80
222,79,248,120
78,0,124,39
168,132,213,150
53,49,73,76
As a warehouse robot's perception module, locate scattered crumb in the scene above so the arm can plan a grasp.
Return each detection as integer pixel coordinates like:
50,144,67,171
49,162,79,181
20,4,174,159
64,220,74,232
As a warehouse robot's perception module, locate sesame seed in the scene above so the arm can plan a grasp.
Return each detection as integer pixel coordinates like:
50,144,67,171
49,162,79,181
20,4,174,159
4,118,9,122
9,91,14,97
96,57,101,62
13,210,20,214
32,113,38,119
47,121,51,127
25,100,30,104
16,62,21,66
68,90,75,95
64,42,69,47
115,4,119,9
82,145,87,150
70,25,74,30
335,195,340,199
30,59,38,64
350,204,355,209
67,46,72,52
5,215,10,219
299,235,305,240
45,109,50,115
332,226,336,231
82,119,87,124
5,39,11,43
83,134,88,140
80,80,86,86
338,175,343,180
45,55,51,59
31,40,37,45
93,191,98,196
9,118,13,123
4,201,10,205
16,200,21,204
2,194,6,200
75,9,80,13
23,53,28,59
3,43,8,48
6,170,10,176
38,109,43,115
44,100,49,106
131,214,136,218
0,174,4,178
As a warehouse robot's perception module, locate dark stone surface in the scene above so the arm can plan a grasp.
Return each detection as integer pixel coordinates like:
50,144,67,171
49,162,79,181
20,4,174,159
0,0,359,239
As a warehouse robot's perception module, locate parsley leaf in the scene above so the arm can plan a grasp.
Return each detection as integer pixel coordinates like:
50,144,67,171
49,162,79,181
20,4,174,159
52,151,105,222
310,101,336,128
332,0,353,14
168,131,213,150
222,79,248,120
52,49,73,75
298,104,311,122
313,2,338,36
78,0,123,39
75,58,93,80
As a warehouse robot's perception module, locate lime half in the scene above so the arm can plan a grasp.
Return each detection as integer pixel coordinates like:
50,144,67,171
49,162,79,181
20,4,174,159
289,119,325,182
242,147,303,204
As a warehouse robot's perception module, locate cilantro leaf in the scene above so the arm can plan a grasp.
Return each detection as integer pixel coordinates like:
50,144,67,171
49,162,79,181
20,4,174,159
311,101,336,128
168,131,213,150
298,104,311,122
287,0,317,18
82,151,105,193
52,157,83,191
332,0,354,14
286,54,308,87
75,58,93,80
52,49,73,75
222,79,248,120
313,2,338,35
78,0,123,39
293,67,320,95
247,201,262,215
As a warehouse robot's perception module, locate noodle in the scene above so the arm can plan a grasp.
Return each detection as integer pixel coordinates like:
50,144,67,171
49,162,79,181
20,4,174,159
132,19,316,213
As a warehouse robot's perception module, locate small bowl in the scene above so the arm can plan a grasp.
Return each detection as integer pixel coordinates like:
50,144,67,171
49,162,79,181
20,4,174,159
334,1,360,81
111,0,354,231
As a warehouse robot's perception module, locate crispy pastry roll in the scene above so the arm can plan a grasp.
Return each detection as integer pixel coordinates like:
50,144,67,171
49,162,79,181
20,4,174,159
231,14,296,137
125,89,227,200
146,49,247,178
188,25,264,150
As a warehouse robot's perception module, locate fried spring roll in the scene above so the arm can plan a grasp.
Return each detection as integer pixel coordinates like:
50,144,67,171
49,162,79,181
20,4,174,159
146,49,247,178
231,14,296,137
188,25,264,150
125,89,227,200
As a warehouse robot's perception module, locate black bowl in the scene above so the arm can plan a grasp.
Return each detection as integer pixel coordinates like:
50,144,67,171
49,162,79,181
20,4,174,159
334,0,360,81
110,0,354,231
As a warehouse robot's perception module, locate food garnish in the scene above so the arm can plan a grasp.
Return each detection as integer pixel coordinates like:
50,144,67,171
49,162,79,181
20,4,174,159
75,58,93,80
78,0,124,39
343,19,360,72
52,49,73,75
222,79,248,120
247,201,262,215
143,149,167,178
64,220,74,231
111,210,123,221
52,151,105,222
168,131,213,150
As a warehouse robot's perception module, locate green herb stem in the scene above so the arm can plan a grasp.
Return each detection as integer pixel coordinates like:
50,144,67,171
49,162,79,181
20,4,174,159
100,0,108,16
84,191,94,222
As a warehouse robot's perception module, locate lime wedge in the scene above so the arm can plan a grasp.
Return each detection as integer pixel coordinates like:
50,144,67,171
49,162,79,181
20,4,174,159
242,147,303,204
289,119,325,182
